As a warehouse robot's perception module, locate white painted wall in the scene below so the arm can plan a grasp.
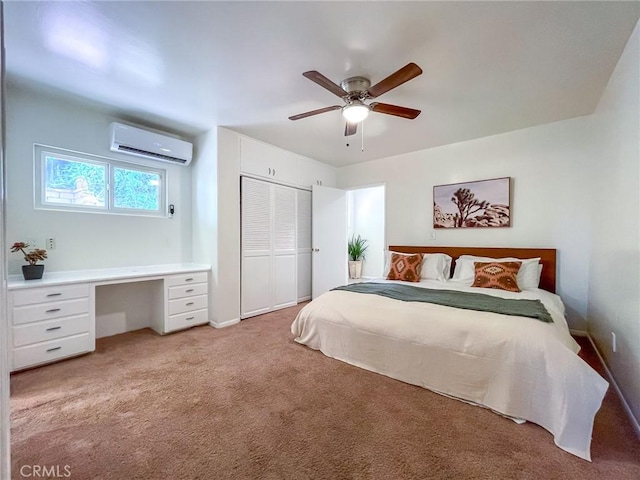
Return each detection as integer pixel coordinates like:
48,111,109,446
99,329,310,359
192,127,241,327
338,116,595,330
588,21,640,430
5,84,193,274
347,185,385,278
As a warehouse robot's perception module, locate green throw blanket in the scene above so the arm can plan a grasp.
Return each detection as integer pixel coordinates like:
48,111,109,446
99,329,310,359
332,282,553,323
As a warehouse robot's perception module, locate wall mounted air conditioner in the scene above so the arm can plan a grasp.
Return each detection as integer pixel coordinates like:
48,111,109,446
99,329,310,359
109,122,193,166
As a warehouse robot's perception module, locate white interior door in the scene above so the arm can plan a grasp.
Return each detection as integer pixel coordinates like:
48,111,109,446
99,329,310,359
312,185,347,298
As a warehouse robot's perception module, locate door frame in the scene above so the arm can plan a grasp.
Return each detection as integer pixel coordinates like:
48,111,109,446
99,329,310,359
345,182,387,278
1,3,11,476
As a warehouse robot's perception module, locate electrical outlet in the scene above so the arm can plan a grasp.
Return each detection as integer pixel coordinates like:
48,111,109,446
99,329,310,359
611,332,617,353
46,238,56,250
430,231,436,240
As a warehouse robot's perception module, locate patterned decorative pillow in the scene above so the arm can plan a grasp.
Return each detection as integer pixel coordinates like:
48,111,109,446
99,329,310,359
386,253,424,282
471,261,522,292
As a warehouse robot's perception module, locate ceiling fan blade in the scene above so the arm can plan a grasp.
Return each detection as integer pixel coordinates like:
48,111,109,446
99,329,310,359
370,102,421,119
303,71,349,97
289,105,342,121
366,63,423,98
344,121,357,136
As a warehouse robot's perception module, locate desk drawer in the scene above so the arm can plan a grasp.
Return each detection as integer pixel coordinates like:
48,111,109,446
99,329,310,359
12,284,89,307
13,333,93,371
165,272,208,288
13,298,90,326
166,308,208,332
13,314,91,347
168,295,208,316
168,283,208,300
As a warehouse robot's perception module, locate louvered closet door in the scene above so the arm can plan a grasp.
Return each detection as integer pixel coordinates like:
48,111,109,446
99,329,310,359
272,185,297,310
297,189,312,302
241,177,272,318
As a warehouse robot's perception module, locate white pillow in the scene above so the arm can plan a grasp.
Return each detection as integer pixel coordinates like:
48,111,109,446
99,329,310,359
422,253,453,281
383,251,452,281
536,263,543,288
452,255,541,290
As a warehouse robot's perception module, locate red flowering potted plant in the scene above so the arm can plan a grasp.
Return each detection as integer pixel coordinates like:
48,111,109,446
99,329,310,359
11,242,48,280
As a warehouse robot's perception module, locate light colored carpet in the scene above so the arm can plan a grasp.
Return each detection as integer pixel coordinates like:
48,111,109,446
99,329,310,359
10,303,640,479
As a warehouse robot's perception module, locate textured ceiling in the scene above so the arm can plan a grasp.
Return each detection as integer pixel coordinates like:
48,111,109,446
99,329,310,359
4,1,639,166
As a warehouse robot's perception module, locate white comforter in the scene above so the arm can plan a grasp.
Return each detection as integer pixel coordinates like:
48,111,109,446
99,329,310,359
291,279,608,461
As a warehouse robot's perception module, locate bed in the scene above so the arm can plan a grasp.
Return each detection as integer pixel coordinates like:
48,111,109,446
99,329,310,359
291,246,608,461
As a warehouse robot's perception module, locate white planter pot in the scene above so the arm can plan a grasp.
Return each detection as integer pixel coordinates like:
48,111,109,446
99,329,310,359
348,260,363,279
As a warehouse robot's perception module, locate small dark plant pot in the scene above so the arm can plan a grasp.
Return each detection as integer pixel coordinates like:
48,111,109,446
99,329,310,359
22,264,45,280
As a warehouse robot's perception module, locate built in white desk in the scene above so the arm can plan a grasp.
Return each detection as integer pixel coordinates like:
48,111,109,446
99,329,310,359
7,263,211,371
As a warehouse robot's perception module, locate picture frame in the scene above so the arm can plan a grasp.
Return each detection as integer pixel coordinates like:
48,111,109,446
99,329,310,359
433,177,511,228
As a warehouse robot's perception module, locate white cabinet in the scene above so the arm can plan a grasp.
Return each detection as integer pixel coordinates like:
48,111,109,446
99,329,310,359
239,135,336,190
8,265,211,370
9,284,94,371
241,177,297,318
161,272,209,334
239,136,297,185
296,159,337,189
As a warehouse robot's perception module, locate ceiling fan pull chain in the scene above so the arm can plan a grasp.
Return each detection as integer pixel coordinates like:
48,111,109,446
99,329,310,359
361,120,365,152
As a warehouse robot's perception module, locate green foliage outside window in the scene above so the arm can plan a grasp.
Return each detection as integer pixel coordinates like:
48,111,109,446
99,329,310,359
114,167,160,210
43,153,163,213
45,156,106,204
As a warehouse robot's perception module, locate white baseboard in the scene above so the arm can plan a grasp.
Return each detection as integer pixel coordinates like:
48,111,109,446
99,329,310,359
209,318,240,329
584,333,640,439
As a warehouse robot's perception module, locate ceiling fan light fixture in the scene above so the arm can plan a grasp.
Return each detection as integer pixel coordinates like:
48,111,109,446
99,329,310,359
342,101,370,123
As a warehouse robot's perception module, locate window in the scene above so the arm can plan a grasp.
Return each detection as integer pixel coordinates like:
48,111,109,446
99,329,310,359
35,145,166,216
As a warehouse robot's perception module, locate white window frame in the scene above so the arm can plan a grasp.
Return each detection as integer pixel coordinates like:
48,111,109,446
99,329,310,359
34,144,167,217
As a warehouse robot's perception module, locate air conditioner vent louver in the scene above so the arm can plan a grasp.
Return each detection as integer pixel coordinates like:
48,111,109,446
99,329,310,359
109,122,193,166
116,145,188,164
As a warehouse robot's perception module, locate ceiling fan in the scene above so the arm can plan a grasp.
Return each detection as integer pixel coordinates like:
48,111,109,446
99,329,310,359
289,63,423,136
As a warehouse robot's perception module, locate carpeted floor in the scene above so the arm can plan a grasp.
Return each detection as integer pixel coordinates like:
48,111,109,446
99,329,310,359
10,303,640,480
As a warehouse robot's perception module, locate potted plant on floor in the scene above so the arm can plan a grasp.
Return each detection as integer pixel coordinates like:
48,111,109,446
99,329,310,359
348,234,368,279
11,242,48,280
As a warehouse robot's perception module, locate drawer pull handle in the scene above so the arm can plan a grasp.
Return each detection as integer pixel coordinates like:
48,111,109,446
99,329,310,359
185,289,194,293
185,278,194,282
45,308,61,313
186,302,195,306
46,347,62,353
46,293,62,297
186,316,195,321
46,326,62,332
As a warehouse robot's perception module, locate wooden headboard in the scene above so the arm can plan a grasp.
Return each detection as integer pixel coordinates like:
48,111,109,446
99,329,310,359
388,246,557,293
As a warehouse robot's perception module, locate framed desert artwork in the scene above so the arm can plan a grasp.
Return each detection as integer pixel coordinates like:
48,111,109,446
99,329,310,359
433,177,511,228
